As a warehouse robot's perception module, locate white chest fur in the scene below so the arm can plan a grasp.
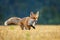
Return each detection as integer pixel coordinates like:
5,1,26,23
28,19,37,26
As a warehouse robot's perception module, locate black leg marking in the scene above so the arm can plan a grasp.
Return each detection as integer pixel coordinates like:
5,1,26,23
30,25,35,29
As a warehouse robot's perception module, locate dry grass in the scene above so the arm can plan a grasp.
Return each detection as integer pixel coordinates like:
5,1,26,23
0,25,60,40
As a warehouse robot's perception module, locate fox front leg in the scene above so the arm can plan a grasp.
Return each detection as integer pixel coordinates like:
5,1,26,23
30,25,35,29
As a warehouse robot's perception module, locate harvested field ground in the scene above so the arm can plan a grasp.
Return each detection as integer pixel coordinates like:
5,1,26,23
0,25,60,40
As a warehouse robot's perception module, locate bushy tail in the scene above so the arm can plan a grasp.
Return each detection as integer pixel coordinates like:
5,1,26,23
4,17,22,26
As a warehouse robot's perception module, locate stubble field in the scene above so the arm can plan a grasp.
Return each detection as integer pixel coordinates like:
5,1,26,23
0,25,60,40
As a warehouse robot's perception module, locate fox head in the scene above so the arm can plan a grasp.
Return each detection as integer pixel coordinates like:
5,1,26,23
30,11,39,21
28,11,39,27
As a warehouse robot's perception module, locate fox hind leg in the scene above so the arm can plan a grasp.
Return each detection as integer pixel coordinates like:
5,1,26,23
25,25,31,30
20,25,24,30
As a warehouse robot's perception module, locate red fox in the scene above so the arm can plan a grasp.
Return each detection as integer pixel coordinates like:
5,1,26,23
4,17,22,25
18,11,39,30
4,11,39,30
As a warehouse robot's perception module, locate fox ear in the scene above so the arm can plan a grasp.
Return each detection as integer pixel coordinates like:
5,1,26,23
36,11,39,17
30,11,34,16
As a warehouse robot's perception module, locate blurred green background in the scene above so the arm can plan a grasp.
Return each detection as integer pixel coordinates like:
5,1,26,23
0,0,60,25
